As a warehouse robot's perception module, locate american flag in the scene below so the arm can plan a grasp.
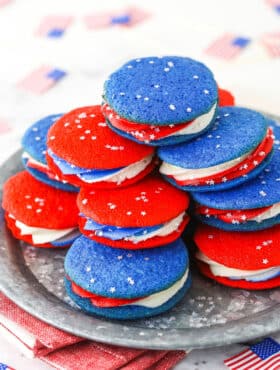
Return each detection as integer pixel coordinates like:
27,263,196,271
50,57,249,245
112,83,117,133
224,338,280,369
84,7,150,29
261,32,280,57
205,34,251,60
17,66,67,94
36,15,73,38
0,363,14,370
266,0,280,14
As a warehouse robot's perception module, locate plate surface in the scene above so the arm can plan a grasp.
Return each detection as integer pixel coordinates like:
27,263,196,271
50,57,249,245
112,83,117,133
0,150,279,350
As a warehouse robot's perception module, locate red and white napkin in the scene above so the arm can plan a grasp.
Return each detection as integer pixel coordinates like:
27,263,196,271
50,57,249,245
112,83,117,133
0,293,187,369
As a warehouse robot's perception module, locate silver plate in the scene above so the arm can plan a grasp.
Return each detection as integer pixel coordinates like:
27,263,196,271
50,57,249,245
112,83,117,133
0,150,279,350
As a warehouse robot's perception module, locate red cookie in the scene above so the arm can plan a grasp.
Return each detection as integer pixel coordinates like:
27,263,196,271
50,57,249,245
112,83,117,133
218,87,235,107
77,175,190,249
47,105,156,189
2,171,79,247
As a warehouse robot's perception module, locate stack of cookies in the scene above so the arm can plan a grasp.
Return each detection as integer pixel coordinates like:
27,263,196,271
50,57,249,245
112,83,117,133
2,55,279,321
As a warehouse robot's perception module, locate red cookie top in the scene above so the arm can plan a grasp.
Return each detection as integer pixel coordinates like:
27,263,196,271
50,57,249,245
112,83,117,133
2,171,78,229
218,88,235,107
194,224,280,270
47,105,154,169
78,175,190,227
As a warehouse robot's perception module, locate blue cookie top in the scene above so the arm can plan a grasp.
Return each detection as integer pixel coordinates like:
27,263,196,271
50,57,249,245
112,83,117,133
104,56,218,125
65,236,189,299
192,146,280,209
21,114,62,163
158,107,268,168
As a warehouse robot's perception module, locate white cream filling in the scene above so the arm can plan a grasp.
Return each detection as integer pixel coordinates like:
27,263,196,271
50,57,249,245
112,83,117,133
128,268,189,308
160,149,253,181
22,151,48,169
168,102,217,137
14,217,76,244
77,154,154,185
251,202,280,222
196,251,280,280
125,212,186,243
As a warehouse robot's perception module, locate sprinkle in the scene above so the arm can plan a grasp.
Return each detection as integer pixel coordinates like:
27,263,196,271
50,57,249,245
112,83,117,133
144,257,150,261
222,177,227,182
98,122,106,127
82,199,88,205
119,92,125,96
85,130,91,134
149,60,155,64
144,97,149,101
136,94,142,99
259,190,267,197
169,104,176,110
127,253,132,258
90,278,95,283
167,61,174,67
224,113,230,117
117,256,123,260
86,266,91,272
110,287,116,292
78,112,87,119
80,136,86,140
64,122,70,127
75,119,81,123
26,205,32,209
91,136,97,140
49,136,56,140
256,245,262,250
164,67,170,72
253,160,259,166
90,114,96,118
127,277,135,285
208,235,214,239
126,211,132,215
186,107,192,112
154,84,160,88
127,65,133,69
36,209,42,213
25,195,31,199
77,125,82,128
262,258,269,264
35,136,41,141
216,144,221,149
141,211,147,216
203,89,209,94
32,127,38,131
193,75,199,79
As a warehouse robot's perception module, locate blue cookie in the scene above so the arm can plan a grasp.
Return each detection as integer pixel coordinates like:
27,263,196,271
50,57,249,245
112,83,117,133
192,120,280,231
64,235,191,320
21,114,78,192
102,56,218,145
158,107,273,192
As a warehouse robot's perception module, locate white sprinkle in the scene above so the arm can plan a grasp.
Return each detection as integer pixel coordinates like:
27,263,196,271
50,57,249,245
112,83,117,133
256,245,262,250
126,211,132,216
42,150,46,155
127,65,133,69
91,136,97,140
127,253,132,258
32,127,38,131
204,89,209,94
149,60,155,64
90,114,96,117
154,84,160,88
259,190,267,197
110,287,116,292
136,94,142,99
119,92,125,96
75,119,81,123
167,61,174,67
86,266,91,272
216,144,221,149
127,277,135,285
82,199,88,205
36,209,42,213
164,67,170,72
80,136,85,140
90,278,95,283
136,58,141,62
141,211,147,216
262,258,269,264
144,97,149,101
144,257,149,261
186,107,192,112
35,136,41,141
208,235,214,239
49,136,56,140
224,113,230,117
78,112,87,119
25,195,31,199
26,205,32,209
117,256,123,260
193,75,199,79
77,125,82,128
64,122,70,127
85,130,91,134
169,104,176,111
